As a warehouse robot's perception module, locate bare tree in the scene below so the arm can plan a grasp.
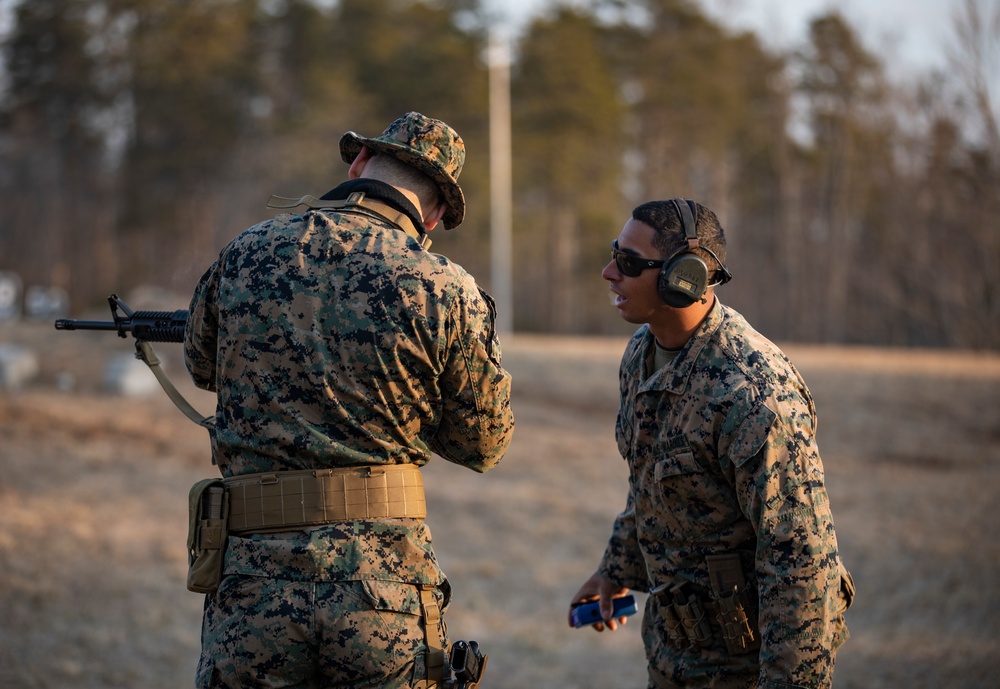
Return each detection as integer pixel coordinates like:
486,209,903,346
940,0,1000,348
948,0,1000,159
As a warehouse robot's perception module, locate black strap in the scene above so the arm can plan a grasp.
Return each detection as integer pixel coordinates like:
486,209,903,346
267,192,430,249
673,198,699,250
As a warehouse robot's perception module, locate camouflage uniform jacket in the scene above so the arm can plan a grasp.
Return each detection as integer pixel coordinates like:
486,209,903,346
598,300,850,687
184,178,514,586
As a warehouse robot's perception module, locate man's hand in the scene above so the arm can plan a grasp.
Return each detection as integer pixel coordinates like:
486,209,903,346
568,571,631,631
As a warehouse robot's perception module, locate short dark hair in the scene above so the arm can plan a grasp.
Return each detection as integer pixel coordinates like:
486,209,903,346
632,199,727,272
364,151,442,211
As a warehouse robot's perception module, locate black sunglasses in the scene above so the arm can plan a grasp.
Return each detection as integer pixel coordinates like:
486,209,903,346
611,240,665,277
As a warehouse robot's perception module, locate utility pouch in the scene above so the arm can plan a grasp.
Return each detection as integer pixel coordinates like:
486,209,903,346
715,589,759,655
672,587,714,649
186,478,228,594
658,593,690,649
706,553,760,656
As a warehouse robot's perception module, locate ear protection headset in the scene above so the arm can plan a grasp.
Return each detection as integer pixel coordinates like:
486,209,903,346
657,198,733,308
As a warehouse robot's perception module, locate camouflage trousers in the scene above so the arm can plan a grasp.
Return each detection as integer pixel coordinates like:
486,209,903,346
196,575,448,689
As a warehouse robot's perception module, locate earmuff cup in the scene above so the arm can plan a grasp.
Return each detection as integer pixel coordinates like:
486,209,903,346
658,199,711,307
658,252,710,307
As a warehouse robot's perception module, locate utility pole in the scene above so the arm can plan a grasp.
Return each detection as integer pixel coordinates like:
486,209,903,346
488,26,513,336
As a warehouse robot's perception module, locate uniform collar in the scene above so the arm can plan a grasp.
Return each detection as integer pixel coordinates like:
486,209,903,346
320,179,426,237
632,300,727,395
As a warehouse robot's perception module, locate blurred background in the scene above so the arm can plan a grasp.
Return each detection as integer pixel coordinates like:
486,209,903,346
0,0,997,348
0,3,998,688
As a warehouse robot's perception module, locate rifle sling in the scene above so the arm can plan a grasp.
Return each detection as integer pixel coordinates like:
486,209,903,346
135,340,215,432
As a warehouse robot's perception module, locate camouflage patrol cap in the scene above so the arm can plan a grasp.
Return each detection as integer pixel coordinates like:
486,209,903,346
340,112,466,229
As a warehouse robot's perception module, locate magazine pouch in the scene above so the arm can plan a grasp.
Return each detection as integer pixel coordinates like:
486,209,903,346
186,478,228,594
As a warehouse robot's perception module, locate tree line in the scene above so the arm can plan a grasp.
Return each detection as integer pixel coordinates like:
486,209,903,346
1,0,997,349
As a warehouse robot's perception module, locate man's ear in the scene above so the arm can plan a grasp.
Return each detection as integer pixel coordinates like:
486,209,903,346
422,201,447,232
348,146,372,179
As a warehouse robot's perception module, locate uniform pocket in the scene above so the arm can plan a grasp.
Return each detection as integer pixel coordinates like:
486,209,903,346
764,496,834,577
357,579,446,686
651,445,741,541
361,579,423,616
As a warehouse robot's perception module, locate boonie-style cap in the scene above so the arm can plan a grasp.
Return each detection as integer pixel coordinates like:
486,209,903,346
339,112,466,230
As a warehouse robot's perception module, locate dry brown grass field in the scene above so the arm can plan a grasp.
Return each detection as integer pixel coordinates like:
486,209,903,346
1,320,998,689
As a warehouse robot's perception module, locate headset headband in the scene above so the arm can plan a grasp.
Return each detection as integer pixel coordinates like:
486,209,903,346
668,198,732,287
673,198,700,251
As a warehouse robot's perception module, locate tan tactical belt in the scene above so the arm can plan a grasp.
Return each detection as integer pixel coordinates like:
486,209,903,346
225,464,427,534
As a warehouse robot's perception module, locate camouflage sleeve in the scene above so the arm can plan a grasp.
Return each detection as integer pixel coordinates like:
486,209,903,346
597,489,649,590
427,286,514,472
184,260,221,392
729,398,845,688
595,339,648,589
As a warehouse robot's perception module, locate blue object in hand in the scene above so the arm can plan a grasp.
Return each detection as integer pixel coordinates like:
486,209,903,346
570,594,638,628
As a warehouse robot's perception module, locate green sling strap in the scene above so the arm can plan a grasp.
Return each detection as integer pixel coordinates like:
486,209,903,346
135,341,214,430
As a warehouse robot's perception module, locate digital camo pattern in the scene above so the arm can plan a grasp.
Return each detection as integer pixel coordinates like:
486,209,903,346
184,204,513,480
339,112,467,229
184,196,513,687
598,301,852,689
196,576,446,689
222,520,443,584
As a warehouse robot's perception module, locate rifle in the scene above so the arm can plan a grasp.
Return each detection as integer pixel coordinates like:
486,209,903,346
54,294,211,428
54,293,187,342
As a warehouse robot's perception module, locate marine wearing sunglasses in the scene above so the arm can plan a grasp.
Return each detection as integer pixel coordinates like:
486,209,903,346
611,240,665,277
611,239,731,285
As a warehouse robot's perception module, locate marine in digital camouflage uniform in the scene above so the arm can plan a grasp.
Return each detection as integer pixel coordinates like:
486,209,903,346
184,112,514,689
570,199,853,689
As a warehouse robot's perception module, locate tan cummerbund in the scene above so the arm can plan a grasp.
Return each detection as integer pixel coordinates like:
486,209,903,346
225,464,427,534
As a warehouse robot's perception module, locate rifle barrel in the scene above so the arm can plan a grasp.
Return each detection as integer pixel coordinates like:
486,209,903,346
54,309,187,342
54,319,120,331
